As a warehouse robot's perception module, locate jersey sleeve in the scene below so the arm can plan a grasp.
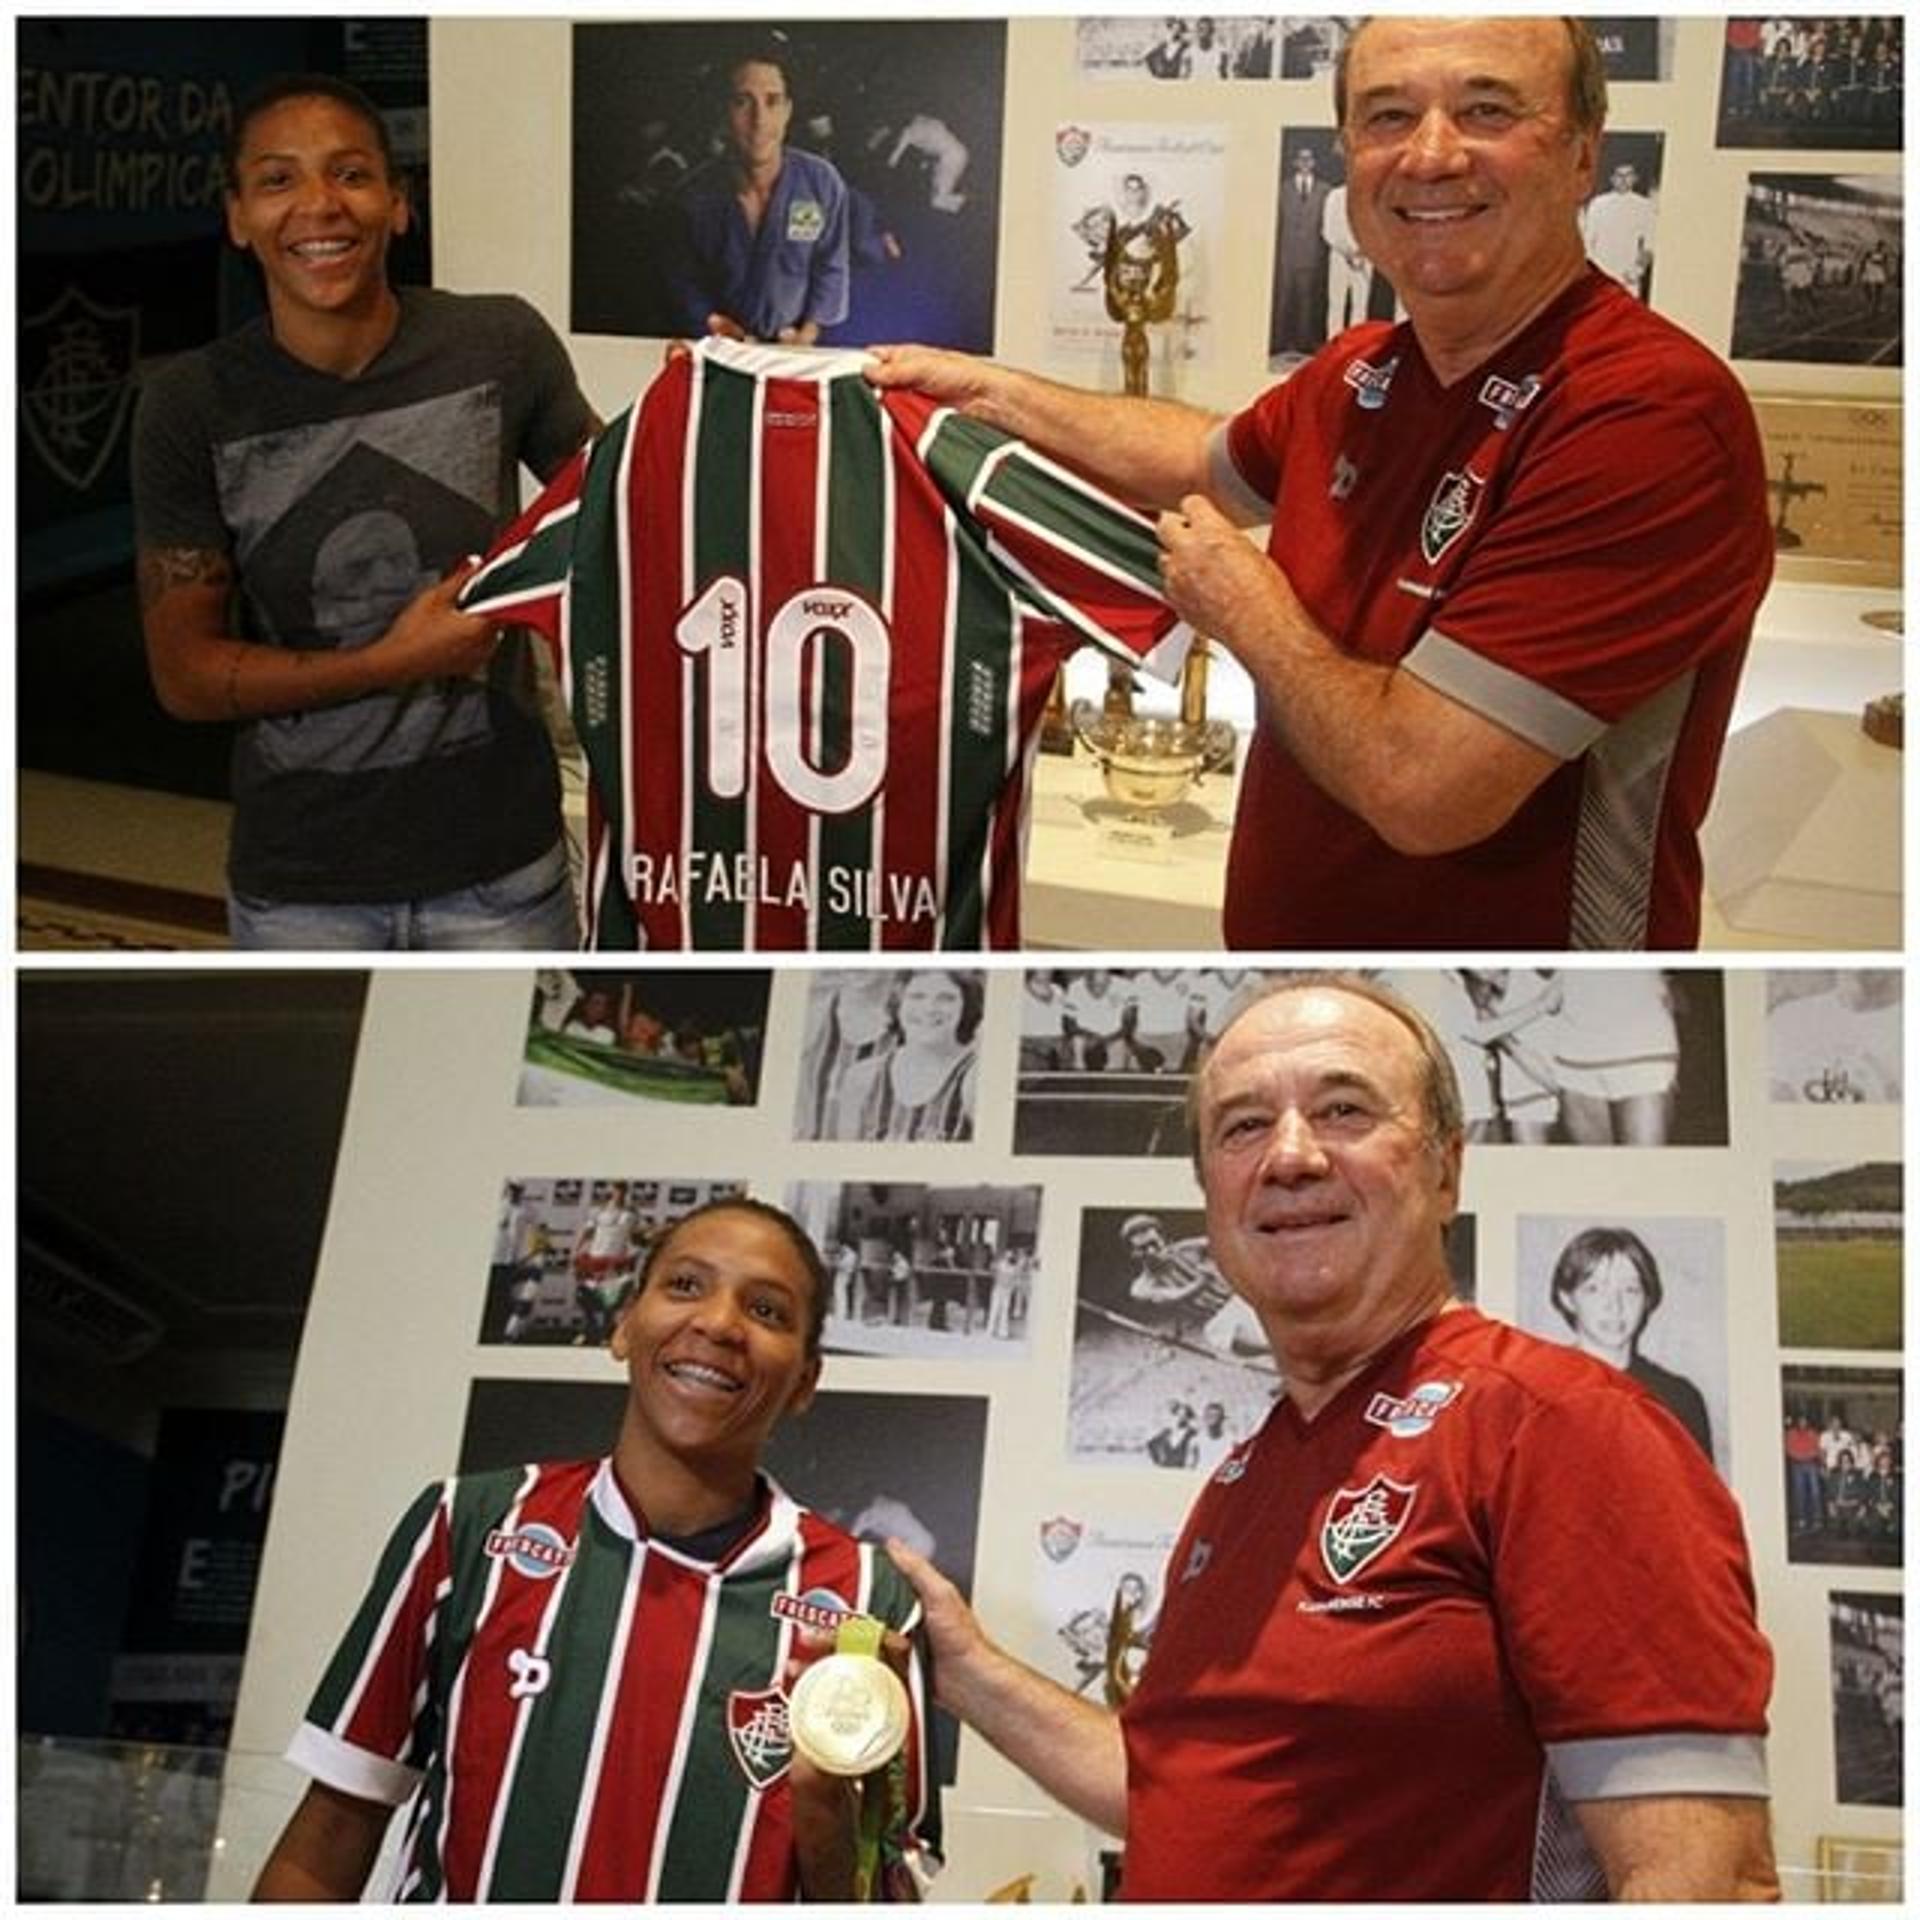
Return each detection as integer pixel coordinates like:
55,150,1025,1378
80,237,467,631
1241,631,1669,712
1220,375,1299,519
1488,1384,1773,1796
456,411,616,646
1402,373,1772,751
285,1481,456,1807
130,357,229,553
906,397,1193,682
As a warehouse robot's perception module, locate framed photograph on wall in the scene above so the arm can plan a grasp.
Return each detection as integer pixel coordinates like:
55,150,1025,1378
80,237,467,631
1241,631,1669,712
1717,18,1903,151
1266,125,1399,367
1768,970,1902,1103
520,970,770,1107
783,1179,1042,1359
1774,1161,1902,1350
1384,968,1727,1147
570,19,1006,349
1515,1214,1729,1475
791,969,984,1143
1815,1834,1904,1901
1033,1513,1179,1703
481,1174,746,1345
1829,1592,1903,1808
1581,131,1664,305
1781,1364,1902,1568
1730,172,1902,368
1075,16,1276,80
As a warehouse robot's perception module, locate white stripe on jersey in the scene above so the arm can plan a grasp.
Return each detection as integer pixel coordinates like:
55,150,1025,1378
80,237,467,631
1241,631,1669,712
458,495,583,616
723,1538,807,1900
676,357,703,950
474,1518,575,1899
807,370,833,949
333,1485,450,1744
644,1561,726,1903
558,1538,647,1900
934,492,961,948
607,394,640,955
742,368,768,954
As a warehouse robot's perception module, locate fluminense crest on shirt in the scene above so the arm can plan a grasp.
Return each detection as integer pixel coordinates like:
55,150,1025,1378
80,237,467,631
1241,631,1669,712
786,198,827,243
1319,1474,1417,1584
1039,1516,1084,1563
728,1685,795,1789
1420,468,1485,566
1363,1379,1463,1438
483,1521,576,1580
1342,353,1399,410
1478,371,1542,430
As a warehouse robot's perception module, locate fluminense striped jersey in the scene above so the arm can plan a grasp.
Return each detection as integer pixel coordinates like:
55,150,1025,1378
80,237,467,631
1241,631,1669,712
286,1459,937,1902
460,338,1192,949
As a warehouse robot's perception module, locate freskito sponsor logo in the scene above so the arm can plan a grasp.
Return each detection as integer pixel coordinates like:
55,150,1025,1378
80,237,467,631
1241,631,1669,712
771,1587,856,1643
484,1523,575,1579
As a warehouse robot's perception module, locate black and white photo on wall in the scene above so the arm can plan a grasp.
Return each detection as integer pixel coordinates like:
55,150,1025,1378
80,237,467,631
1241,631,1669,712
1515,1214,1728,1475
520,970,771,1108
1066,1204,1476,1470
1774,1161,1902,1353
1581,16,1673,81
783,1180,1040,1359
1266,125,1398,366
1278,17,1361,79
1581,131,1663,305
457,1379,988,1788
570,19,1005,350
1717,16,1903,150
481,1174,746,1346
1780,1364,1902,1569
791,969,983,1143
1068,1204,1279,1471
1828,1591,1903,1808
1730,170,1902,368
1768,969,1903,1104
1385,968,1727,1147
1015,967,1267,1156
1075,15,1277,80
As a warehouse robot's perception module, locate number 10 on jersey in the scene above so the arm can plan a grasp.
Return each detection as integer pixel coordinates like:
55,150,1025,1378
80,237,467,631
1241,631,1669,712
676,575,891,815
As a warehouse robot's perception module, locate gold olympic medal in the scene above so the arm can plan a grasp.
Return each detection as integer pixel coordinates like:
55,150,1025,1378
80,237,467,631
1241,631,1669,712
787,1618,910,1777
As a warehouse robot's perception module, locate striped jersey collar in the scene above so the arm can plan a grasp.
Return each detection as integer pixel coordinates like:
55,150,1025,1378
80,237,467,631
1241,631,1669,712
586,1459,806,1574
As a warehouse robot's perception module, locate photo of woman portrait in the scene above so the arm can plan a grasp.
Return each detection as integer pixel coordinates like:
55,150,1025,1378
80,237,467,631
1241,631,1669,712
794,968,983,1143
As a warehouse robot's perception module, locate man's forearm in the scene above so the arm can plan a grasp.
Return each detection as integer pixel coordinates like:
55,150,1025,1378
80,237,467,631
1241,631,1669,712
939,1635,1128,1834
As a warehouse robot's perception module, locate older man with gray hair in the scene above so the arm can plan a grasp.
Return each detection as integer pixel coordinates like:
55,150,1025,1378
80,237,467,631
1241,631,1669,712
868,18,1771,951
888,973,1776,1899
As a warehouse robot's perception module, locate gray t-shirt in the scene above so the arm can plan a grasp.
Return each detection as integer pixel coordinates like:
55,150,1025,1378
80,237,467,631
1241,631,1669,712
133,288,593,902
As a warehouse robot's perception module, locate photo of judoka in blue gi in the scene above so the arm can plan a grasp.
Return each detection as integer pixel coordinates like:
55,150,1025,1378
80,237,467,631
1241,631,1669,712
666,41,850,345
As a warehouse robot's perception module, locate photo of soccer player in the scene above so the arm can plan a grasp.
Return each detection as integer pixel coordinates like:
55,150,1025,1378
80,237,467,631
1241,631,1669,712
1717,17,1903,151
1731,171,1903,367
479,1174,746,1345
571,19,1005,349
520,969,770,1107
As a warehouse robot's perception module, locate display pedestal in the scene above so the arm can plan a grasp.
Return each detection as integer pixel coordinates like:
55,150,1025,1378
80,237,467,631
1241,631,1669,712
1701,707,1901,949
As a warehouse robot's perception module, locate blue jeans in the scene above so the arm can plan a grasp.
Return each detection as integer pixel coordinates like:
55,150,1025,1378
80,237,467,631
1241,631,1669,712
228,840,578,951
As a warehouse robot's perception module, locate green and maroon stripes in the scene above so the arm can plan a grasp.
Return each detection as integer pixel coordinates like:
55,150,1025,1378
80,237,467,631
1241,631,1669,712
685,356,759,948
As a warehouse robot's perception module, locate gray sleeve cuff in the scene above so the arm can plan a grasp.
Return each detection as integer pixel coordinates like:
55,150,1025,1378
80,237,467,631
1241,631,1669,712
1549,1732,1770,1802
1205,419,1273,527
286,1719,422,1807
1401,627,1607,758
